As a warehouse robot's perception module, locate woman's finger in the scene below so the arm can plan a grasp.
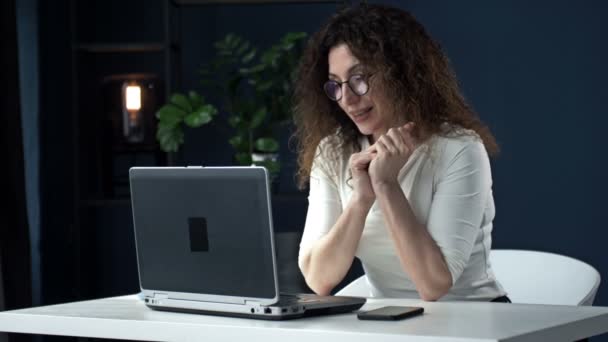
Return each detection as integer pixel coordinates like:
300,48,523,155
375,139,388,155
379,134,398,154
351,152,374,169
387,128,406,151
399,122,416,151
365,144,377,154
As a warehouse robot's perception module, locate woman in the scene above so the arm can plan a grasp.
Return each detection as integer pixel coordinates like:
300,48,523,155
293,3,509,302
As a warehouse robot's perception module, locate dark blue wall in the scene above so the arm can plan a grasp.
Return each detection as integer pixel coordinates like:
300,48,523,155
396,0,608,306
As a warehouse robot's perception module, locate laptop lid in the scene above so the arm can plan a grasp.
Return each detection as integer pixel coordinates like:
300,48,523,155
129,166,279,306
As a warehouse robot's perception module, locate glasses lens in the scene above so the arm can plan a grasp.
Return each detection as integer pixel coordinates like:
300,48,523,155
349,75,369,96
324,81,341,101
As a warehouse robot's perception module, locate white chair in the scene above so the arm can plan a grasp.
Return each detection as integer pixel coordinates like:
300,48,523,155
489,249,600,306
336,274,370,297
337,250,601,306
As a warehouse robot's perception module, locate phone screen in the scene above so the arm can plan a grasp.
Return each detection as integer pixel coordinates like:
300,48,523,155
357,306,424,320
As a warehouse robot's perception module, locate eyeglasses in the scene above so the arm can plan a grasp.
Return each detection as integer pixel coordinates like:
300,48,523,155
323,74,372,102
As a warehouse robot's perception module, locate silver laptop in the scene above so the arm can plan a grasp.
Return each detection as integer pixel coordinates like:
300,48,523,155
129,166,365,320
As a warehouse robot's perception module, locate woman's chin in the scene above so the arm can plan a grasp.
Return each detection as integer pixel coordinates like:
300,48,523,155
355,126,371,136
354,123,376,136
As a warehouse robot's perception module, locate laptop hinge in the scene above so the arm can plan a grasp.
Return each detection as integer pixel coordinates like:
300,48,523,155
153,292,169,299
244,299,260,306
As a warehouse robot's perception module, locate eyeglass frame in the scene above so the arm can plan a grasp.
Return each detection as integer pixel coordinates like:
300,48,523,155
323,73,375,102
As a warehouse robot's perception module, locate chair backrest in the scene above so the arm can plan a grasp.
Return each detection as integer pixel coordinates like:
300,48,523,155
336,274,369,297
337,250,601,306
490,249,601,306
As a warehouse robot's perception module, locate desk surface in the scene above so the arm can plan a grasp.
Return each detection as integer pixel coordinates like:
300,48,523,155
0,295,607,342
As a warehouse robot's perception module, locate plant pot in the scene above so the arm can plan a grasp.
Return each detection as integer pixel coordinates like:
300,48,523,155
251,152,278,164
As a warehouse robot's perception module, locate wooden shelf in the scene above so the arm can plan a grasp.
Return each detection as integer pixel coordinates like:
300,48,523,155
76,43,166,53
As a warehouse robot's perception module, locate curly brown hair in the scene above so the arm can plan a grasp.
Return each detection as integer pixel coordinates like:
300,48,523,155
292,3,499,189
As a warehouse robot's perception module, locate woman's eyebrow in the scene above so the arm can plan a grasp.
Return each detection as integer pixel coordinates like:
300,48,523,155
328,63,364,79
348,64,365,73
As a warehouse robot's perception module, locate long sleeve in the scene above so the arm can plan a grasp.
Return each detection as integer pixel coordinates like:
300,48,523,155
426,140,493,285
298,155,344,263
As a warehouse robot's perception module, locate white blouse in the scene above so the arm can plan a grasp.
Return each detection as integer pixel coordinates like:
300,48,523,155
298,130,506,301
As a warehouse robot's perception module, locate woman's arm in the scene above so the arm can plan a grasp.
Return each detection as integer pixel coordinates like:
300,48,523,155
369,125,451,300
374,182,452,301
299,195,372,295
298,150,376,296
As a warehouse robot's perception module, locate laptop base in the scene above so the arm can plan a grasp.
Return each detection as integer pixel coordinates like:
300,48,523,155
146,301,365,320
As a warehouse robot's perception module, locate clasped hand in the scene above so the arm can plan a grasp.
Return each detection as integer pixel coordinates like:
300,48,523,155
349,122,417,204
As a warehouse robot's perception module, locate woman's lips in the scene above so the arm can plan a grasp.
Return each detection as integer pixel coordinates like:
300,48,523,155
352,107,373,123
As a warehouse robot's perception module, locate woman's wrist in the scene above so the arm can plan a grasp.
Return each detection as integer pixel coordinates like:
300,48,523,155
350,191,375,211
371,178,400,193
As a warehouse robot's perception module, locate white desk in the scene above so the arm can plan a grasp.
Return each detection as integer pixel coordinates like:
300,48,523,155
0,295,607,342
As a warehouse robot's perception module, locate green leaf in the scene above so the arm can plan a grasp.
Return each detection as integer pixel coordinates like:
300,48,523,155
242,48,257,64
156,125,184,153
184,104,217,128
228,109,251,131
228,135,249,151
188,91,204,109
250,107,266,129
227,34,240,49
156,104,185,128
255,137,279,153
261,50,278,66
283,32,307,42
228,135,243,148
256,81,273,92
248,64,265,73
228,115,242,128
256,159,280,175
236,41,251,57
170,93,192,112
281,42,294,51
235,152,252,166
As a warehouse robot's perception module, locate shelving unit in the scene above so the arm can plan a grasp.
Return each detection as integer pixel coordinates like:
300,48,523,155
69,0,179,300
66,0,319,301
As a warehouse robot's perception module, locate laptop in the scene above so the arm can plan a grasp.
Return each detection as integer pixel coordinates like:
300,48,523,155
129,166,366,320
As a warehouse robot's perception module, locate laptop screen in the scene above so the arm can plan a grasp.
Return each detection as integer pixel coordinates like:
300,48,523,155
130,167,277,300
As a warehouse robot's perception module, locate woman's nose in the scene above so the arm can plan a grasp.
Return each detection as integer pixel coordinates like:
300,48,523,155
340,83,359,105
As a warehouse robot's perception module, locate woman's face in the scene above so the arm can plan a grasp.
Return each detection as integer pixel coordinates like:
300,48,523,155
327,43,396,143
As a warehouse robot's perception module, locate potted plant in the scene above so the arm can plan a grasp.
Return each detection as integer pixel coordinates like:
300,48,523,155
156,32,307,180
200,32,307,178
243,32,307,176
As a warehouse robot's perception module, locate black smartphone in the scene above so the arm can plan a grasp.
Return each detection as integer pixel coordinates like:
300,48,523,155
357,306,424,321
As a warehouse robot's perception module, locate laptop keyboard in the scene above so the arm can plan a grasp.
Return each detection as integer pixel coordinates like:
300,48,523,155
277,293,323,306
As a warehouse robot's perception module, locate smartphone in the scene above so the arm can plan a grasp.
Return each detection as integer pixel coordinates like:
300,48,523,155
357,306,424,321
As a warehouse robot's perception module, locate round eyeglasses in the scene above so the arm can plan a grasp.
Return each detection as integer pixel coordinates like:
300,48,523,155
323,74,372,102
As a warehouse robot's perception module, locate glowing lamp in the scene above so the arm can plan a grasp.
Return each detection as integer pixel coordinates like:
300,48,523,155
122,82,144,143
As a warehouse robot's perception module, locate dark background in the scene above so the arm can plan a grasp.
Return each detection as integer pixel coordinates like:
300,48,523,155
7,0,608,341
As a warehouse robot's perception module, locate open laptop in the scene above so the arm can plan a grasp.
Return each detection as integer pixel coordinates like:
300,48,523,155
129,166,366,320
